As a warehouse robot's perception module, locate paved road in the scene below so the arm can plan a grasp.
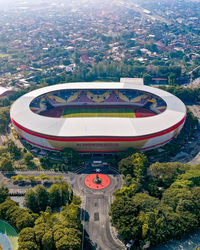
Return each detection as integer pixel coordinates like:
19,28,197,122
3,103,200,249
0,168,125,250
84,194,122,250
0,170,70,194
70,167,125,250
151,229,200,250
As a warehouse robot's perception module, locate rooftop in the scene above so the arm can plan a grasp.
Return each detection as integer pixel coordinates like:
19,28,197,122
10,82,186,138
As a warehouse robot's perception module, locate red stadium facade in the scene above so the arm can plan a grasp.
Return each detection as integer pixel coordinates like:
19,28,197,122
10,82,186,153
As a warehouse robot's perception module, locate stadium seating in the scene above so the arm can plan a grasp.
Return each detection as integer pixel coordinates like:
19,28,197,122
30,97,47,113
67,90,81,103
149,98,166,113
47,94,66,105
115,90,129,102
86,90,111,103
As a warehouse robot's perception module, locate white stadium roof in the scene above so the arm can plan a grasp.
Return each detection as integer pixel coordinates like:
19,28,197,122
10,82,186,138
0,86,12,96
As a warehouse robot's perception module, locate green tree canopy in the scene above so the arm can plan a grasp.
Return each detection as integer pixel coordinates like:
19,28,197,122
110,160,200,247
149,162,189,188
0,107,10,134
24,182,73,212
7,139,21,159
24,185,49,213
18,228,39,250
0,154,14,171
18,202,82,250
61,148,83,171
0,183,9,203
49,182,73,209
0,199,37,232
118,152,148,180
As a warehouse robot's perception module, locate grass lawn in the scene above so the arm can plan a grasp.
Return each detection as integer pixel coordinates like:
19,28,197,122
62,107,135,118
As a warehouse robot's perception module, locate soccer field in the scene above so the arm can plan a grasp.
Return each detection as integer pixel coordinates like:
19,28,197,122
62,107,136,118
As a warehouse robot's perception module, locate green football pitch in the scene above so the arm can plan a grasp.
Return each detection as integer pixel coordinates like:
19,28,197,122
62,107,135,118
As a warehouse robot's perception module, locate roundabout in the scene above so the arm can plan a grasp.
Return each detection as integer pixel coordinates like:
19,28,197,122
69,166,125,250
84,173,110,189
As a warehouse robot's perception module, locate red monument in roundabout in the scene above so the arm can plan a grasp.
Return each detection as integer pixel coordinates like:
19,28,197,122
85,173,110,189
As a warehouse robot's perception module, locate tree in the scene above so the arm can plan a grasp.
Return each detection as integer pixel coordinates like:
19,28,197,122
18,228,38,250
18,241,39,250
110,193,159,241
16,212,37,232
111,156,200,247
0,200,37,232
24,152,37,169
18,202,82,250
149,162,188,188
179,167,200,186
34,185,49,212
0,183,9,203
161,187,194,211
39,174,50,184
61,148,83,171
191,187,200,219
24,182,72,212
11,174,25,183
34,223,47,249
60,182,73,205
24,152,33,163
0,107,10,134
0,199,17,219
168,72,176,85
138,205,181,245
28,176,37,183
169,51,184,60
55,228,81,250
48,182,72,209
114,184,139,199
7,139,21,159
72,195,81,206
49,184,63,208
42,231,54,250
53,175,63,183
118,152,148,180
24,185,49,213
0,97,10,107
143,73,152,85
40,157,52,170
108,147,137,167
0,156,13,171
24,189,38,213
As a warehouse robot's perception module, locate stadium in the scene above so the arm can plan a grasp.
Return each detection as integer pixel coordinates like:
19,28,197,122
10,81,186,153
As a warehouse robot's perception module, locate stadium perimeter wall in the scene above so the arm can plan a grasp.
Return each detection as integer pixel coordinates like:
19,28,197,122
10,82,186,153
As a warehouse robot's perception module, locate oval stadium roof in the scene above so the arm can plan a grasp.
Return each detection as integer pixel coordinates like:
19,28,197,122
10,82,186,138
